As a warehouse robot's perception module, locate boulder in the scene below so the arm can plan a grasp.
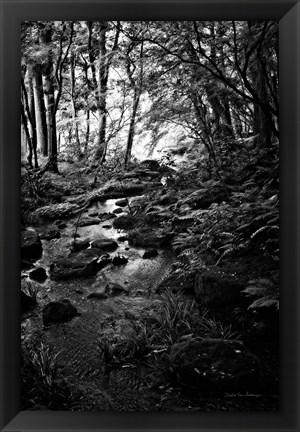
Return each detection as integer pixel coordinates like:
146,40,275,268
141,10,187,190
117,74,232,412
120,184,144,196
49,248,107,280
29,267,47,283
115,199,128,207
194,268,244,312
113,207,123,215
39,227,61,240
140,159,160,171
112,215,136,230
117,236,128,242
90,238,118,252
112,254,128,266
77,217,100,227
170,338,261,394
104,182,144,197
89,211,99,217
128,229,173,248
43,299,78,325
99,212,117,221
143,248,158,259
21,230,43,260
105,282,129,296
71,238,90,252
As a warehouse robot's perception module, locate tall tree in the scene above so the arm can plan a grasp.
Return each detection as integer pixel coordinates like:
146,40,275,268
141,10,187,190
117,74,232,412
69,50,82,158
32,63,48,156
40,21,74,172
21,68,39,168
87,21,120,163
124,33,144,165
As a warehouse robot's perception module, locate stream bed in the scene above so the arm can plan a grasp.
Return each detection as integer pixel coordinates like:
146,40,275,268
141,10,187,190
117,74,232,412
21,196,177,411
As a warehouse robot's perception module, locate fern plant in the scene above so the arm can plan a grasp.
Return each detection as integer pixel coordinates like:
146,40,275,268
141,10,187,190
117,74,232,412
241,277,279,311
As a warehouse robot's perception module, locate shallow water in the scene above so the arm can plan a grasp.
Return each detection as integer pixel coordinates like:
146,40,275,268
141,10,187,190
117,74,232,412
21,196,175,410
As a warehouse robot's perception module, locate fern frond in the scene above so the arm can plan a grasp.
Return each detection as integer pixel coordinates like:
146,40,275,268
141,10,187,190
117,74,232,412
251,225,279,239
242,286,267,297
247,278,276,288
178,248,196,258
248,297,279,310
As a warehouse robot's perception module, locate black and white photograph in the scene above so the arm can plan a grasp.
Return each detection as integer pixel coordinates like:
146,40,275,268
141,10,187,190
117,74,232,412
20,20,279,412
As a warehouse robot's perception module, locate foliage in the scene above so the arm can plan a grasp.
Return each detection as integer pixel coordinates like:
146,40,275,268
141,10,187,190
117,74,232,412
112,214,139,230
22,280,39,302
21,20,279,169
171,186,278,266
21,342,80,410
20,20,279,410
97,290,240,377
21,170,45,225
197,311,241,340
241,277,279,311
97,290,198,366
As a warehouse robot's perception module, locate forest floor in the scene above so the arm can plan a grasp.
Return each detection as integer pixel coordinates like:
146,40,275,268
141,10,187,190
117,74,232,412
21,157,279,412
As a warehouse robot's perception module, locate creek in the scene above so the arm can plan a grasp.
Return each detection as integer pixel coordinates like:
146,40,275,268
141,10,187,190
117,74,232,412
21,195,176,410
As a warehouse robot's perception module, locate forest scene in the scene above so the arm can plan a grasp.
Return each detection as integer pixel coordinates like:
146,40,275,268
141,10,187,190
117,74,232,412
21,20,279,412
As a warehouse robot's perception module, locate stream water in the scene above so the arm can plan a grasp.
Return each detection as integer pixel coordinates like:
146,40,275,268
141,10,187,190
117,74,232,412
21,196,176,410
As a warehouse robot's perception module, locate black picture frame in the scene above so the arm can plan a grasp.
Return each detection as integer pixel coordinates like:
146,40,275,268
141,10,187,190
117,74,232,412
1,0,299,431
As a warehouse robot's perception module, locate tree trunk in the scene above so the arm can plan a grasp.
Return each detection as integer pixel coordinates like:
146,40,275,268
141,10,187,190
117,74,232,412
96,22,109,163
28,74,39,168
70,51,81,159
58,132,61,152
21,101,33,168
41,24,58,173
32,66,48,156
72,99,81,158
21,122,27,158
125,90,140,165
251,60,272,147
43,69,58,172
124,36,144,166
21,72,39,168
87,21,120,164
84,109,90,155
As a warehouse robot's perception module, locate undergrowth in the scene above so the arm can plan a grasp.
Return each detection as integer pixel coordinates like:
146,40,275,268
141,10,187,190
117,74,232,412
21,342,82,410
97,290,242,387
